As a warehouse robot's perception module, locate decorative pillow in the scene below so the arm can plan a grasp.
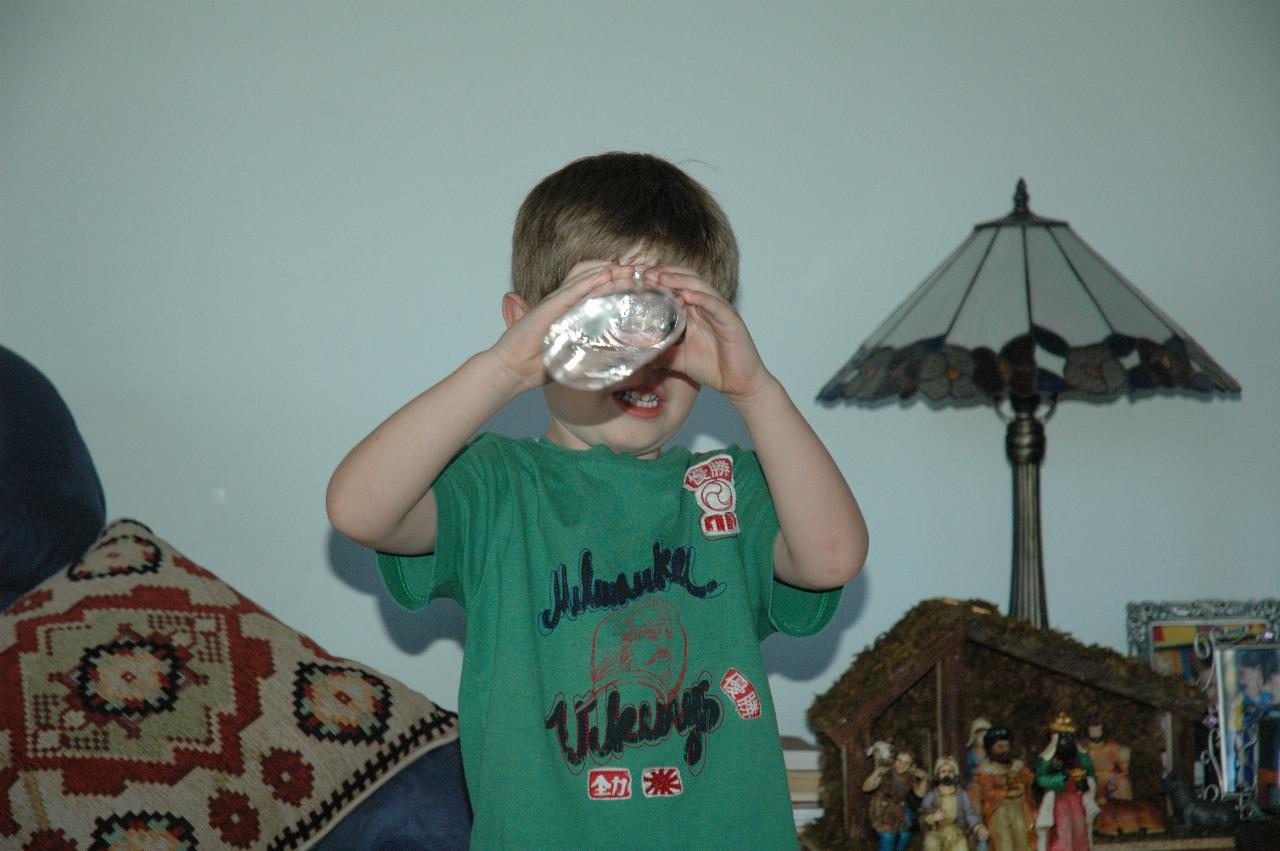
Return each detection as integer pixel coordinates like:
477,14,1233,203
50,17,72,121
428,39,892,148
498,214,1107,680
0,519,461,850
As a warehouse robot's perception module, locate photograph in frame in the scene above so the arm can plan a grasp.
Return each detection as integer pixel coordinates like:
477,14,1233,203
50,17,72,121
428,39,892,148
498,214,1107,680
1214,643,1280,795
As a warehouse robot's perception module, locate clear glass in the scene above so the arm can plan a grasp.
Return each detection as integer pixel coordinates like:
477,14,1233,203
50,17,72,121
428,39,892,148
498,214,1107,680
543,271,686,390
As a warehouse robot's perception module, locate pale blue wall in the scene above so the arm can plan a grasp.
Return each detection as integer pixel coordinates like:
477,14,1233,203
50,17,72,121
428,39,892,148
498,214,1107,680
3,1,1277,740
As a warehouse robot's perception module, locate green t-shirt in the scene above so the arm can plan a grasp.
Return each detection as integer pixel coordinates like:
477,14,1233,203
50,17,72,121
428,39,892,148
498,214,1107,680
378,434,841,849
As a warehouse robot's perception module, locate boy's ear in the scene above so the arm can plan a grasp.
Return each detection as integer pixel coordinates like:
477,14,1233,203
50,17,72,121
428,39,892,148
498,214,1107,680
501,291,530,328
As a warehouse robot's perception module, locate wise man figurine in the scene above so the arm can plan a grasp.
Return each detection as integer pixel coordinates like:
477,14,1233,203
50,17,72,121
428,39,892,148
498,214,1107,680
1034,713,1099,851
970,725,1036,851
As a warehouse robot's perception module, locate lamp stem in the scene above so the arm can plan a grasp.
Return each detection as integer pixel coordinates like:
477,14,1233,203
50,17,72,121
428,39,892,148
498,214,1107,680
1006,395,1048,627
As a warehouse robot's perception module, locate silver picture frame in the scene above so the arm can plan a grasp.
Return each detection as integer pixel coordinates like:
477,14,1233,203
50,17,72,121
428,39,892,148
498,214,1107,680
1126,599,1280,684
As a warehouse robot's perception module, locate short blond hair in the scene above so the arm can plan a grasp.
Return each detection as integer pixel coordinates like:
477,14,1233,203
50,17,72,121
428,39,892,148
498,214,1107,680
511,152,739,305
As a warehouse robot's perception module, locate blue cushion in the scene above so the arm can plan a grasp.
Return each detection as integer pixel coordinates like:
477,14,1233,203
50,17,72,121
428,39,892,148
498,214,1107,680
314,738,472,849
0,346,105,610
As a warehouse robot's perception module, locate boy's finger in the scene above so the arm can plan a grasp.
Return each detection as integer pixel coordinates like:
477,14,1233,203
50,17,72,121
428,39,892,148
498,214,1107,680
571,266,640,304
675,286,739,328
543,265,632,312
574,264,637,293
652,269,730,305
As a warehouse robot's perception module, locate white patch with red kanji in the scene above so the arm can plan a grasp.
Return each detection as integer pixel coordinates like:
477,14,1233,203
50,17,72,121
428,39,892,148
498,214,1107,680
720,668,762,720
587,768,632,800
683,454,739,539
641,766,684,798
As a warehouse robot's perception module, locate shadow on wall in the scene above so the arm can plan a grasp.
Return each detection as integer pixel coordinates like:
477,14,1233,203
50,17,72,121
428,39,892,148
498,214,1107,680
326,528,467,653
324,384,865,665
763,573,869,679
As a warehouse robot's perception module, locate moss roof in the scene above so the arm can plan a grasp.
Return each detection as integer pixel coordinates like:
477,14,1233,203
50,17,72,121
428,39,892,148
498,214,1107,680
808,597,1205,735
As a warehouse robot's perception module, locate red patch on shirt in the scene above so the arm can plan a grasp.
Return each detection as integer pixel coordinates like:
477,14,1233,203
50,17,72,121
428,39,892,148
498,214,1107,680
588,768,632,800
720,668,763,720
683,454,739,539
642,767,684,797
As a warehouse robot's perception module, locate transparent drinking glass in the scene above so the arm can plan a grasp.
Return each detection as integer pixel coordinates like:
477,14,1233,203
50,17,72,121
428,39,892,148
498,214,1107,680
543,269,686,390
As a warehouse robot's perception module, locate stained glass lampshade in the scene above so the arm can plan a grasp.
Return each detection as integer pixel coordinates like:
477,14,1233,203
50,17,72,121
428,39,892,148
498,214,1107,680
819,180,1240,627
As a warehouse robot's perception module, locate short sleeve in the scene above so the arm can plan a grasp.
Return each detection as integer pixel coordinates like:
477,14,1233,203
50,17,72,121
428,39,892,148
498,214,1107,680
375,435,502,612
375,550,441,612
769,578,842,637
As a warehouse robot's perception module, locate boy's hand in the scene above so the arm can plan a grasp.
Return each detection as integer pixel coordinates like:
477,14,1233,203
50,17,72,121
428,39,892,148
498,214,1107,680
489,262,638,393
646,266,771,403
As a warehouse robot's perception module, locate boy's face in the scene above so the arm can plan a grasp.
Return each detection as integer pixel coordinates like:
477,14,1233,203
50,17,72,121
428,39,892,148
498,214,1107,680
541,255,701,459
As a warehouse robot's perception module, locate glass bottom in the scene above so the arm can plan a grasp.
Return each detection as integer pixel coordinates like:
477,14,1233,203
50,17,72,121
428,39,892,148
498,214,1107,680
543,288,685,390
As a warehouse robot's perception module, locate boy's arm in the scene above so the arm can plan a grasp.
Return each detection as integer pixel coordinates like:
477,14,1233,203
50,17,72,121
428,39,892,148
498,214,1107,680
653,267,868,591
325,351,523,555
326,264,631,555
734,376,868,591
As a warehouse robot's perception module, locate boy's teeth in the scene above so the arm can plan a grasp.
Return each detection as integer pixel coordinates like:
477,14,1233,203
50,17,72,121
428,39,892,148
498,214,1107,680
615,390,660,408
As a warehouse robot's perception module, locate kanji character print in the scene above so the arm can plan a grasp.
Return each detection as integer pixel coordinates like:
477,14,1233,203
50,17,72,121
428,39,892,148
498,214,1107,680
720,668,763,720
587,768,632,800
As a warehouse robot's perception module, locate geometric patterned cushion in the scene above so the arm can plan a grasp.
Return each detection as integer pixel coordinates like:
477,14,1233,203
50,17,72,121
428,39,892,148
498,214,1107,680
0,519,460,850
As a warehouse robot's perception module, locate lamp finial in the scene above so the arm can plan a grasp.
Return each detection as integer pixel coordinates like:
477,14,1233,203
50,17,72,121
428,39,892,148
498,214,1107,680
1014,179,1030,215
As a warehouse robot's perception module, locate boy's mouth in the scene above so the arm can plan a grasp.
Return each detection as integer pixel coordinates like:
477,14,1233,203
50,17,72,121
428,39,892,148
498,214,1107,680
612,387,664,419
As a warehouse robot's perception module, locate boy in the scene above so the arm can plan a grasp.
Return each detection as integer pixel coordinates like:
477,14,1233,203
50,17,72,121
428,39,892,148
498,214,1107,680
327,152,868,847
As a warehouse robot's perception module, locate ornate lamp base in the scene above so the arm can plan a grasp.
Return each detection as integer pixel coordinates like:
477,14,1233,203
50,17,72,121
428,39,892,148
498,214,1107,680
1006,395,1048,628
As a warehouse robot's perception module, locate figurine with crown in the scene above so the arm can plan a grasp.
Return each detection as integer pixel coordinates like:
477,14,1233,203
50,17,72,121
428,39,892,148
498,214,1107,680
1033,713,1099,851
